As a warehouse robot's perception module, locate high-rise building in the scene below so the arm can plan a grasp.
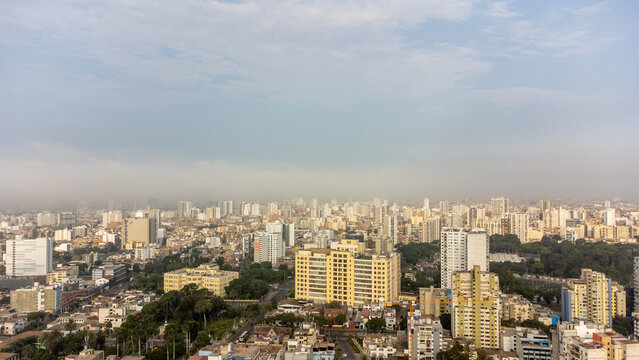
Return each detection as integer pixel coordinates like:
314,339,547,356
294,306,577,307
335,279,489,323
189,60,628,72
561,268,626,327
440,228,489,289
178,201,193,218
421,217,440,243
57,212,76,227
508,213,529,243
102,210,122,227
54,228,72,241
163,264,239,297
122,217,156,249
490,197,510,216
603,209,615,226
283,223,295,247
383,215,398,245
423,198,430,210
294,245,401,306
36,212,57,227
451,266,501,349
6,238,53,277
254,222,285,265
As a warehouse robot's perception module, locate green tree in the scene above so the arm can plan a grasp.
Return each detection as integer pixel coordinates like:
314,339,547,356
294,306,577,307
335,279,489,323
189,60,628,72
195,300,213,327
334,314,347,325
613,316,633,336
439,313,451,330
64,320,76,332
365,318,386,332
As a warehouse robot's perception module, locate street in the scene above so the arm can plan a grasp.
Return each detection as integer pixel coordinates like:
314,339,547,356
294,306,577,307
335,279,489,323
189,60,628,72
228,279,293,342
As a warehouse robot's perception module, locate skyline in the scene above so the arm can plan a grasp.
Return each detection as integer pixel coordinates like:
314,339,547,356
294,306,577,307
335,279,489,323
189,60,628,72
1,0,638,207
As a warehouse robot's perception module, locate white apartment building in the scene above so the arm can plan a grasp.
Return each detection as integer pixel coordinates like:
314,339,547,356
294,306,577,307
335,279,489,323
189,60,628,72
6,238,53,277
440,228,488,289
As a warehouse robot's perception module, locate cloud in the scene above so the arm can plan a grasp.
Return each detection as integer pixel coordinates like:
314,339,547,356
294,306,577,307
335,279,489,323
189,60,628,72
486,1,520,18
481,2,618,57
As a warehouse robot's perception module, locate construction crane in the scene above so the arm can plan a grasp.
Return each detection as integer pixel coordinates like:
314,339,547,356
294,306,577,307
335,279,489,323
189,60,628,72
380,297,443,360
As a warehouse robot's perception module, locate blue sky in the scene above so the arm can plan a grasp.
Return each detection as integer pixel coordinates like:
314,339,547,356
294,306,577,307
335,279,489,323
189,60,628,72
0,0,638,207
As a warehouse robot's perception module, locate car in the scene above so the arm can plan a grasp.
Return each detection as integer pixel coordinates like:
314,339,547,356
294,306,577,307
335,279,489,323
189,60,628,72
342,354,348,358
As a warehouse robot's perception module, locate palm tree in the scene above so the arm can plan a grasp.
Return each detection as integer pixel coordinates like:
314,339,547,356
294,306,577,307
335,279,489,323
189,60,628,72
195,300,213,327
65,319,77,333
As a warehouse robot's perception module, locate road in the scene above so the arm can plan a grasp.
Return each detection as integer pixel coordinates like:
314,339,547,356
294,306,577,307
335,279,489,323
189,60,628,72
330,332,361,360
228,280,293,342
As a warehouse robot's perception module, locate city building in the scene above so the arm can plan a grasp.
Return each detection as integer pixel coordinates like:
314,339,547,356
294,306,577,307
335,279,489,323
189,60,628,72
122,217,156,249
294,244,401,306
410,315,444,360
92,265,127,283
419,286,450,317
383,215,398,245
283,223,295,247
501,294,535,323
440,228,489,289
6,237,53,277
514,329,552,360
561,269,626,327
451,266,501,349
421,217,440,243
10,283,62,313
46,265,79,284
163,264,239,297
555,320,639,360
508,213,529,243
254,226,285,265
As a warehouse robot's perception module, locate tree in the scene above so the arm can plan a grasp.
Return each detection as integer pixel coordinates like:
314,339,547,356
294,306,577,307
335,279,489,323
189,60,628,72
436,343,470,360
64,320,77,332
215,257,225,268
365,318,386,332
439,313,451,330
613,316,633,336
195,300,213,327
334,314,347,325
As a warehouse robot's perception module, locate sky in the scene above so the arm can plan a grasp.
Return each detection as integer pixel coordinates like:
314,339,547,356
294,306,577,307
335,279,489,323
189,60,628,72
1,0,638,208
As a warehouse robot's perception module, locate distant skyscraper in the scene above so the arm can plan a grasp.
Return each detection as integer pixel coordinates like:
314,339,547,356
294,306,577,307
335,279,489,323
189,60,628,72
178,201,193,218
122,217,156,249
383,215,398,245
440,228,488,289
6,238,53,277
603,209,615,226
490,196,510,216
509,213,529,243
423,198,430,210
36,213,57,227
421,217,440,243
254,222,284,265
283,223,295,247
102,210,122,227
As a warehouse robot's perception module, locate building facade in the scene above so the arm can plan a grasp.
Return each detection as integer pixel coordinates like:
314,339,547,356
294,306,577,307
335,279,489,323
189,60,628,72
451,266,501,349
6,238,53,277
163,264,239,297
440,228,489,289
294,245,401,306
561,269,625,327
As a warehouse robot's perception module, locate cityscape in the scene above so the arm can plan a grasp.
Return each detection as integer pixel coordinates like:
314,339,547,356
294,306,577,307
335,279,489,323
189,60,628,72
2,1,638,360
0,198,638,360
